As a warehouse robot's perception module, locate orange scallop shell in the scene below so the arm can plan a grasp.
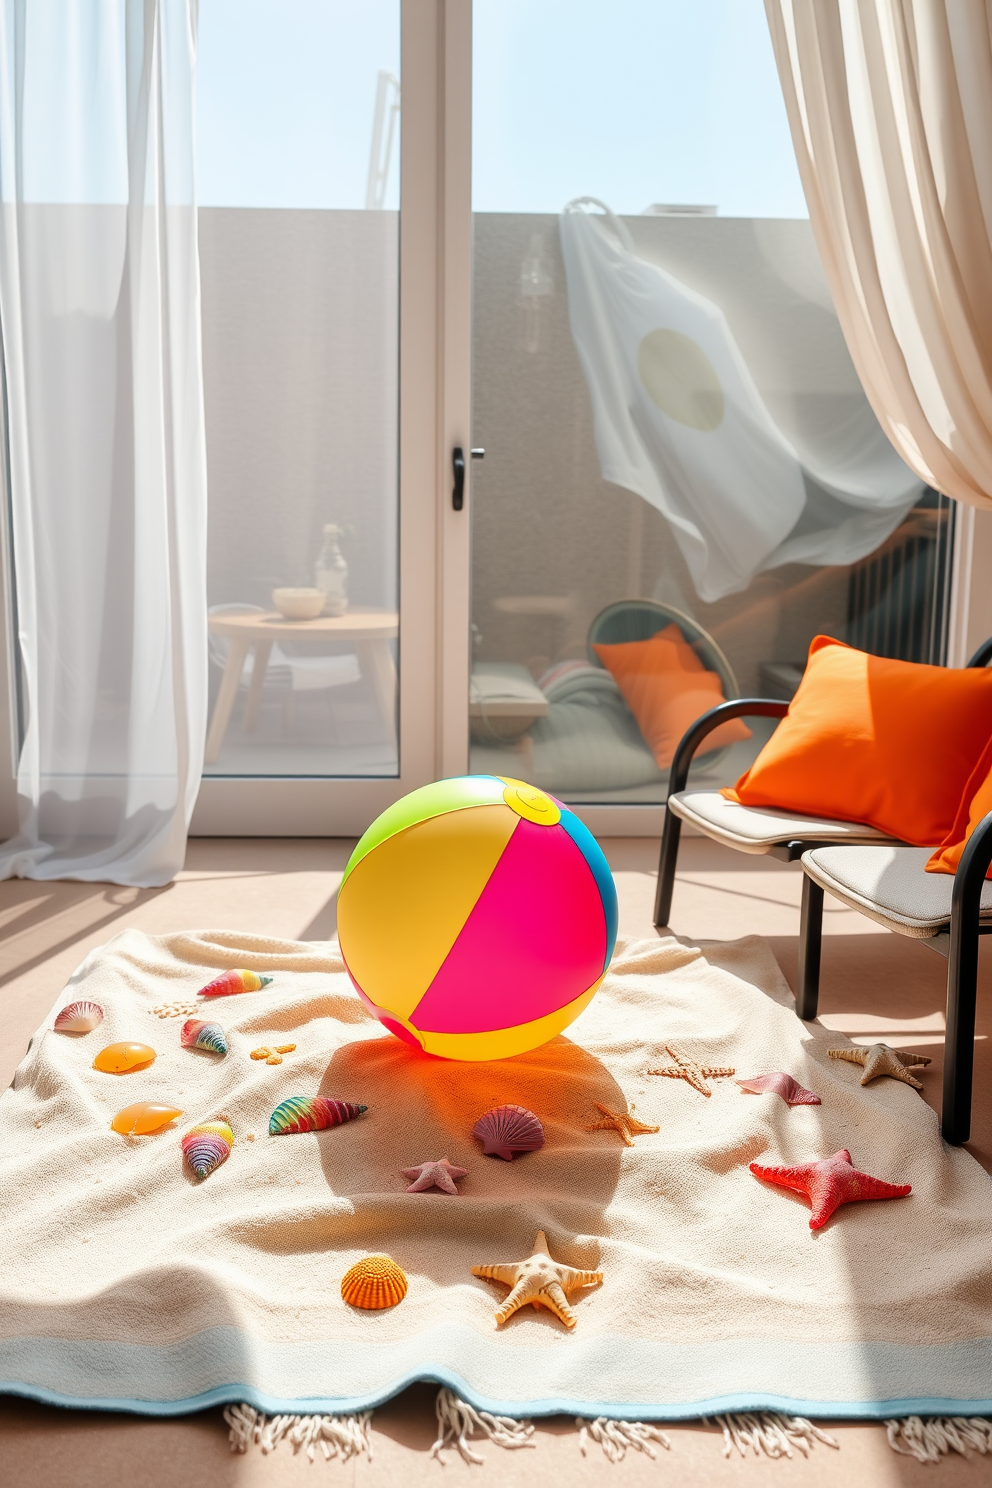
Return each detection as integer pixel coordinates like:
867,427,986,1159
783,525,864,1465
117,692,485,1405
340,1254,408,1310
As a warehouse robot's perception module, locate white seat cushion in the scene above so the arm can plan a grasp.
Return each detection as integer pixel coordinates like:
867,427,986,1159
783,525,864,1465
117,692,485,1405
803,845,992,938
668,790,897,855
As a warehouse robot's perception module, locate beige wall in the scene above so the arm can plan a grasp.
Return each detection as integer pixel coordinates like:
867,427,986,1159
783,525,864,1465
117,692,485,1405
198,209,399,618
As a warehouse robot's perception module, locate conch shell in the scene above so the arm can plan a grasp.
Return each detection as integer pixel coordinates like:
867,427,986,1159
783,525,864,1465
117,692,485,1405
473,1104,544,1160
199,969,272,997
180,1019,228,1056
182,1120,234,1179
268,1096,367,1136
340,1255,407,1310
54,1001,104,1034
735,1072,821,1105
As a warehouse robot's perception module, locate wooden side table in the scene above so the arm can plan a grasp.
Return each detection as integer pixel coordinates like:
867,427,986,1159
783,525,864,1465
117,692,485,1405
205,609,398,766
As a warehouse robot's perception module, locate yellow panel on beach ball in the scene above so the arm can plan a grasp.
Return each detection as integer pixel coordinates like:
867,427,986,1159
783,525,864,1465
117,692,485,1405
337,802,518,1022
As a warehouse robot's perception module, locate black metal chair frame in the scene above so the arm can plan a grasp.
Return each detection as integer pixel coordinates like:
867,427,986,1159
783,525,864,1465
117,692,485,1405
653,636,992,1146
796,811,992,1146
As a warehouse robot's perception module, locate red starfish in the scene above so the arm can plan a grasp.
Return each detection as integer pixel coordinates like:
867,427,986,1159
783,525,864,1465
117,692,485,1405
749,1149,911,1230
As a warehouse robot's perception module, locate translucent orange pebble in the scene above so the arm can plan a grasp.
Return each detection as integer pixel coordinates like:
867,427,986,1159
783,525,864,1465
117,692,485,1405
93,1042,156,1073
112,1102,182,1135
340,1255,408,1310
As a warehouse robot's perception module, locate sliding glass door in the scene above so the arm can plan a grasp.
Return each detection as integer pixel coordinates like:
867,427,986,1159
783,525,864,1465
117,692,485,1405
0,1,966,841
189,0,459,834
467,0,952,831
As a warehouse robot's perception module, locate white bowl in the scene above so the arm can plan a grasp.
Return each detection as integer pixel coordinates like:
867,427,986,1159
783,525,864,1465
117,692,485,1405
272,587,325,621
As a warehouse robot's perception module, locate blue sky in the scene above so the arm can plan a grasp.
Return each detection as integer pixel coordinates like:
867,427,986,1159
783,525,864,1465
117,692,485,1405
196,0,807,218
7,0,807,218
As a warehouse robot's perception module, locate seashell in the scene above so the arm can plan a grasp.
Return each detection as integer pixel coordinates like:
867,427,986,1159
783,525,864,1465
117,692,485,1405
180,1019,228,1056
93,1041,156,1074
111,1102,183,1135
473,1104,545,1161
341,1254,407,1310
182,1120,234,1179
736,1072,821,1106
199,969,273,997
268,1096,367,1136
54,1000,104,1034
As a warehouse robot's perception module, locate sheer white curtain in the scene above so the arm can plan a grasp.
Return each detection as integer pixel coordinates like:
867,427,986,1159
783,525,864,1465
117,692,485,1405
765,0,992,509
0,0,207,886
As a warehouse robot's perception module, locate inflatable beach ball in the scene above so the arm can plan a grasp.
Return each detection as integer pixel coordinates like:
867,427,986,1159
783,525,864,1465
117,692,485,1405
337,776,618,1061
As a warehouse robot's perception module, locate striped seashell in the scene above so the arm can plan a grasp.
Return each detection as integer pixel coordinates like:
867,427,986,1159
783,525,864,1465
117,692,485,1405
268,1096,367,1136
341,1254,407,1310
198,969,273,997
736,1071,821,1106
473,1103,545,1160
180,1019,228,1056
54,1000,104,1034
182,1120,234,1179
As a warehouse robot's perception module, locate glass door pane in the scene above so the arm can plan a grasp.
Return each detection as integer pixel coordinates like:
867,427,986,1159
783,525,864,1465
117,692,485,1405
469,0,952,807
196,0,400,779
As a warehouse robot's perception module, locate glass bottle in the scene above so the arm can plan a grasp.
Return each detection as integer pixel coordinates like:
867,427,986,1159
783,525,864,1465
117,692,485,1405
315,524,349,615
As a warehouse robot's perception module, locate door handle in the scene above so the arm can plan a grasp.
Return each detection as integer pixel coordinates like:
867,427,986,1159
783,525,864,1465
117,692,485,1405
452,447,466,510
452,447,485,511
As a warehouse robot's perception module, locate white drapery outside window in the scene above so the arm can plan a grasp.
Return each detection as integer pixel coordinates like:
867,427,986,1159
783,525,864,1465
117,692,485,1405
765,0,992,511
559,198,923,604
0,0,207,886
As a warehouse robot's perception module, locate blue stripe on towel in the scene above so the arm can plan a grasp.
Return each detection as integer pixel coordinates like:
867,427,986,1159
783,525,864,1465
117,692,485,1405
2,1329,991,1421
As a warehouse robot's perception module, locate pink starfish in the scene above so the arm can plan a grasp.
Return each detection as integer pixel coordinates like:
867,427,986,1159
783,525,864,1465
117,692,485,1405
750,1149,910,1230
402,1157,468,1195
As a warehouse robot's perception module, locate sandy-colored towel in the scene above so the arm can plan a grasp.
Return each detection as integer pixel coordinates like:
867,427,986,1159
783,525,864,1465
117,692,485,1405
1,927,990,1420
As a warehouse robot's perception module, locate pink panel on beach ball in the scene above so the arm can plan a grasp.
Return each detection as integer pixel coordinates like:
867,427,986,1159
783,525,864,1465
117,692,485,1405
410,818,605,1035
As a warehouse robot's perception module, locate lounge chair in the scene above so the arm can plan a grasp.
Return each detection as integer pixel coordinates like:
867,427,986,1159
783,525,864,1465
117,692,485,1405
652,636,992,1145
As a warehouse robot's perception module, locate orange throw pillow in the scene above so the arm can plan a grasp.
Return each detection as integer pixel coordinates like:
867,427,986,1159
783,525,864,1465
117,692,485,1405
724,636,992,845
593,626,750,770
927,736,992,876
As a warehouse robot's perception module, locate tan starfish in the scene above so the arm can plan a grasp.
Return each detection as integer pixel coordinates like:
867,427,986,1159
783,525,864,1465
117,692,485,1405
472,1230,602,1329
829,1043,931,1091
585,1102,659,1146
646,1043,735,1096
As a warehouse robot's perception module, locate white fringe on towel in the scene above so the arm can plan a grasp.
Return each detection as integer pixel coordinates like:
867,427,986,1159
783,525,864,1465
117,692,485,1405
577,1417,672,1461
885,1416,992,1463
223,1403,373,1460
711,1412,839,1459
430,1387,536,1465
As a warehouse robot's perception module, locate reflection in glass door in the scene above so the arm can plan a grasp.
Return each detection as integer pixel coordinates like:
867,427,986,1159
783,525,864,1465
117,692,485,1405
196,0,400,779
468,0,952,810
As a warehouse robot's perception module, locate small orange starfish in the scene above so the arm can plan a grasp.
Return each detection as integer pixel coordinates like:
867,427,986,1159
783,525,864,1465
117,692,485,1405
646,1043,735,1096
585,1102,659,1147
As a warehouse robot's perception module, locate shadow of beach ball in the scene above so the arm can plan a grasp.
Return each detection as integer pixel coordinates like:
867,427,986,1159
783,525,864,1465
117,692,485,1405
337,776,618,1061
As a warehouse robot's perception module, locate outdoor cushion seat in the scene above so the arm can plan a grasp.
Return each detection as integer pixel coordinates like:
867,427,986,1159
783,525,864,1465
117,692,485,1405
802,844,992,939
654,637,992,934
669,790,896,855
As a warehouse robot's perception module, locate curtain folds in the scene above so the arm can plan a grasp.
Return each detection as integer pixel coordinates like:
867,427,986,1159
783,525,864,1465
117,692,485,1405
559,198,921,604
0,0,206,886
765,0,992,509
